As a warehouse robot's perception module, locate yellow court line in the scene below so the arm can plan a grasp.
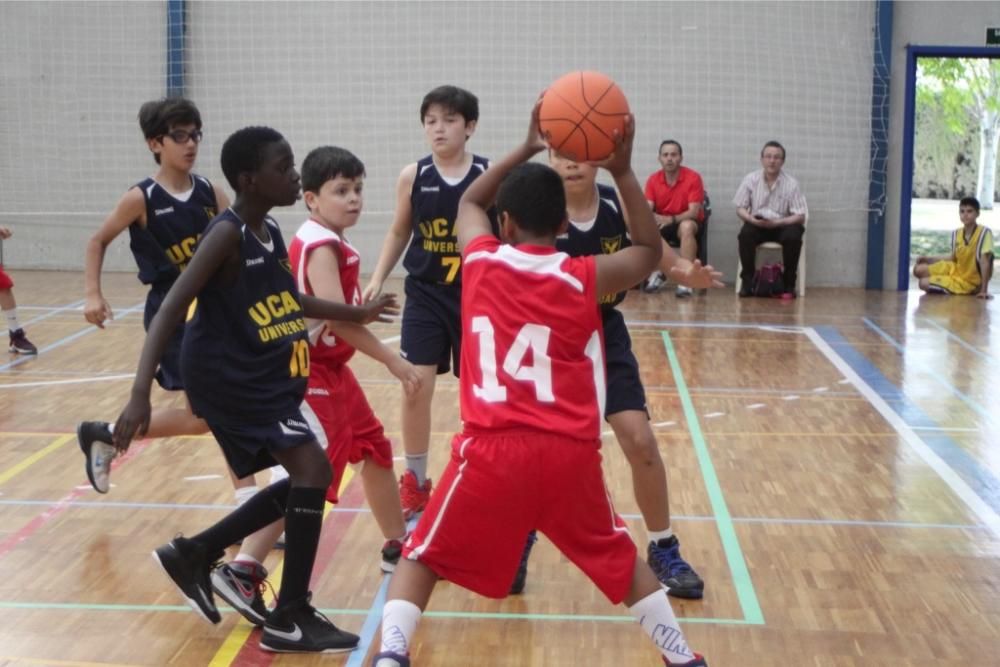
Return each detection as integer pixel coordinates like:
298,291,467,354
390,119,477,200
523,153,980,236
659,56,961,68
0,433,74,486
209,466,356,667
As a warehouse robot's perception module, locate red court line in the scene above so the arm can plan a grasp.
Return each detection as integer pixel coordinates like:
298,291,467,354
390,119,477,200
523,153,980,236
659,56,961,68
227,481,370,666
0,439,152,559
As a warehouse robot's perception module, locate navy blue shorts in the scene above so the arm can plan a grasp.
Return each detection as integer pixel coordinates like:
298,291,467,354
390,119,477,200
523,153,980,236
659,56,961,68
602,308,647,418
400,276,462,376
206,408,317,478
144,286,186,391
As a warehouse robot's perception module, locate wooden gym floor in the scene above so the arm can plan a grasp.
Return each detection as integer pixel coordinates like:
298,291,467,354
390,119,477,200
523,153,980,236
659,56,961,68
1,270,998,666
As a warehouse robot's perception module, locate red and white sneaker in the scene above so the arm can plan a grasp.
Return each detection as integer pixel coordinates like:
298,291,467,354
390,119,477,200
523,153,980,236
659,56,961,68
665,653,707,666
398,470,432,521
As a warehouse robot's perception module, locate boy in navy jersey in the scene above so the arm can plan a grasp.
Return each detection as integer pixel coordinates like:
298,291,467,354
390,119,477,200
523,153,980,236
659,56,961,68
212,146,420,625
363,86,488,520
113,126,396,653
371,104,707,667
76,98,282,516
78,99,285,575
541,151,720,599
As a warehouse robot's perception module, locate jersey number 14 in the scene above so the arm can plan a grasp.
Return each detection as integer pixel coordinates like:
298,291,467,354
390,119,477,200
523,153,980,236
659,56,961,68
470,315,602,404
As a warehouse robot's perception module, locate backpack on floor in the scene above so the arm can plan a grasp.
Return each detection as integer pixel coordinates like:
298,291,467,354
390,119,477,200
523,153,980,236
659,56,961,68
752,263,785,297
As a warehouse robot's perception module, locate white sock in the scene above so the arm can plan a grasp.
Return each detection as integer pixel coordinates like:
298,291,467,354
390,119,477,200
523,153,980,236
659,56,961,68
234,485,258,506
4,308,20,332
648,527,674,544
234,553,261,566
380,598,422,654
628,590,696,665
405,453,428,485
269,465,288,484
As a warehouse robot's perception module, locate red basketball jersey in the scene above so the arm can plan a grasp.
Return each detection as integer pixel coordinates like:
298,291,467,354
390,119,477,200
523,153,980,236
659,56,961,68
459,235,605,438
288,219,361,367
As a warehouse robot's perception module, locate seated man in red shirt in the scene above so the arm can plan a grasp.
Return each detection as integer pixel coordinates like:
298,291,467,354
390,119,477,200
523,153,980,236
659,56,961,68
642,140,705,297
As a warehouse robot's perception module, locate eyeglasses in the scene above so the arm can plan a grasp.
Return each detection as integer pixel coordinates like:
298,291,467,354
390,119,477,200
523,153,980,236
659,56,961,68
163,129,203,144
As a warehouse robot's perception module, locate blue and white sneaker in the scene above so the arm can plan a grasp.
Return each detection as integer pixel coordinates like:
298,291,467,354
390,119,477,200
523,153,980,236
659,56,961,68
648,535,704,599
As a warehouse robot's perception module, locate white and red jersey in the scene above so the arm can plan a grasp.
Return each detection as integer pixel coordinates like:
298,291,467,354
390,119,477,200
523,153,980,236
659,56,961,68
459,235,605,438
288,219,361,367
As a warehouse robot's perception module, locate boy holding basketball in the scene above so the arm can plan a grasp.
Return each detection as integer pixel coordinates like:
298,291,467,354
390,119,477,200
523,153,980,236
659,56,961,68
363,85,489,521
0,226,38,354
113,125,396,652
371,103,707,667
532,149,720,600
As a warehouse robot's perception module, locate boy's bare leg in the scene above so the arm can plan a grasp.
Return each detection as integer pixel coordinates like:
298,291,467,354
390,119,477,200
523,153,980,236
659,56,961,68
0,288,15,311
362,459,407,540
398,365,438,518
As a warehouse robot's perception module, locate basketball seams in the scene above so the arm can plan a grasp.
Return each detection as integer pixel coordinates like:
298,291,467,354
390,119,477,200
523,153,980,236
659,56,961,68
539,71,629,161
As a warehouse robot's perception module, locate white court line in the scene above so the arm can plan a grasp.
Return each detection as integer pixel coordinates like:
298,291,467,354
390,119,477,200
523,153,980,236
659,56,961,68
805,327,1000,540
703,412,725,419
183,474,223,482
782,395,800,401
0,373,134,390
812,386,829,393
652,420,676,427
747,403,766,410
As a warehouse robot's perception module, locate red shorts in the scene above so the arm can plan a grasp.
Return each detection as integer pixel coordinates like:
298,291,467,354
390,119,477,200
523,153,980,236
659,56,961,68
0,267,13,290
404,432,637,602
304,363,393,504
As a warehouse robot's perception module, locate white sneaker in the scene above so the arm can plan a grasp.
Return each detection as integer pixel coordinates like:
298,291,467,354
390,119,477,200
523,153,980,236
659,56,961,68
675,285,693,298
642,271,666,293
77,421,116,493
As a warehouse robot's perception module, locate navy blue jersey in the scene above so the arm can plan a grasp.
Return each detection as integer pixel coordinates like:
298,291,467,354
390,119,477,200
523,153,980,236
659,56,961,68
555,184,632,309
181,209,309,426
403,154,490,285
128,175,219,286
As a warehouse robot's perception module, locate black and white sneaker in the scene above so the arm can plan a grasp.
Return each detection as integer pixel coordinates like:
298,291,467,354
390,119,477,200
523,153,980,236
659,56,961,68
77,421,116,493
260,594,359,653
152,536,224,624
211,560,272,626
380,537,405,573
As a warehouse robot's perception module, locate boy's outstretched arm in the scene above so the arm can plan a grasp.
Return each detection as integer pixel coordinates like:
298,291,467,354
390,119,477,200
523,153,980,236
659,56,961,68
363,163,417,301
594,116,662,297
456,98,548,252
85,188,146,328
301,292,399,324
113,220,241,450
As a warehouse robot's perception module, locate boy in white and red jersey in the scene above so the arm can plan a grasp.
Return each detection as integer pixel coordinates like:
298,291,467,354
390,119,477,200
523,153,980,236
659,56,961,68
290,145,418,559
371,104,707,667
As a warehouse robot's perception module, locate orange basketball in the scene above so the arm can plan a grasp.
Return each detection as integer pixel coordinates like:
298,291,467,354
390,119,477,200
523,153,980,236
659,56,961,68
539,71,630,162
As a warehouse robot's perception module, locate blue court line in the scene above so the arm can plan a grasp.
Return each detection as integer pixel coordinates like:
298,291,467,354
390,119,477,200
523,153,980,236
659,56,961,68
861,316,992,422
661,331,764,625
815,325,1000,515
0,302,144,372
916,316,997,365
344,576,390,667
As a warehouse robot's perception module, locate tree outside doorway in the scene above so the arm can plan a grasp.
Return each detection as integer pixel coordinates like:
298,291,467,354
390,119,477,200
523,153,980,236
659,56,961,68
912,56,999,289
